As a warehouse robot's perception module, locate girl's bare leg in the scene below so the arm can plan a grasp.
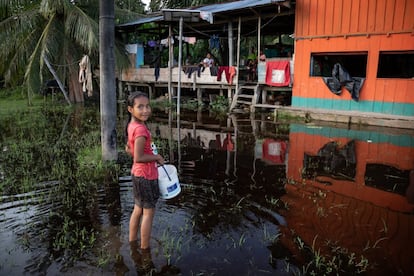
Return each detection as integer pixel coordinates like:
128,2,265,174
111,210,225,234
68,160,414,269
129,204,143,242
140,208,155,249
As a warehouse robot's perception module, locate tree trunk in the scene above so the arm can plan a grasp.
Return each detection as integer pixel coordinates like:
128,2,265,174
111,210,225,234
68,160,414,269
100,0,117,161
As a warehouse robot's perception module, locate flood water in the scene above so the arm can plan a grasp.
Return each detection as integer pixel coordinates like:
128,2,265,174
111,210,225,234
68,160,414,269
1,105,413,275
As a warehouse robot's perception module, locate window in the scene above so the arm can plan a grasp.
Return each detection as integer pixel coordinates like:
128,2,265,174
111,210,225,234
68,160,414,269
310,52,368,77
377,51,414,78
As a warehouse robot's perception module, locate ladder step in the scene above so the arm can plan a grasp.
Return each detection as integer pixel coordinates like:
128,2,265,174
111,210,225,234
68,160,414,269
239,85,257,89
237,95,254,99
236,100,253,104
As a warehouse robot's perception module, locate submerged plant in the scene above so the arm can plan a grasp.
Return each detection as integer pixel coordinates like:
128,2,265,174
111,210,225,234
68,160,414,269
292,235,371,275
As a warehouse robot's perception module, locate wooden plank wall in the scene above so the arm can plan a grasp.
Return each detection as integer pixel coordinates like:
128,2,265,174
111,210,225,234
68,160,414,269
295,0,414,37
293,0,414,115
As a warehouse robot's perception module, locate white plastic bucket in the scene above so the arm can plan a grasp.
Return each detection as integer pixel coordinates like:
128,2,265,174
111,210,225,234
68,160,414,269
158,164,181,199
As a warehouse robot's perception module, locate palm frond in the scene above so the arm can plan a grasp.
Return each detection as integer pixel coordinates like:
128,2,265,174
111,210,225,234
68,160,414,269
65,3,99,55
0,0,39,19
25,14,58,100
114,39,130,71
39,0,65,17
0,10,45,85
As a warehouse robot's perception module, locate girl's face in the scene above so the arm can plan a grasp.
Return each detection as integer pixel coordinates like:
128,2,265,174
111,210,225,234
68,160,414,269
128,96,151,122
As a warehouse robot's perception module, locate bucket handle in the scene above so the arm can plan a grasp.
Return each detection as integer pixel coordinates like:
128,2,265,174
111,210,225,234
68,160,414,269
159,164,172,181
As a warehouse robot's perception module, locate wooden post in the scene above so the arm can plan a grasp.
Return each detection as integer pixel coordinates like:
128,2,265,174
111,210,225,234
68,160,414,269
228,21,233,66
99,0,117,161
258,16,261,61
168,24,173,102
43,56,71,105
228,20,234,108
197,88,202,106
236,17,241,93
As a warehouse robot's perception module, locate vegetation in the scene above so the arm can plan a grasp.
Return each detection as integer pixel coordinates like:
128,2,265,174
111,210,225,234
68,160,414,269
292,236,369,275
209,95,229,113
0,87,120,270
0,86,46,114
0,0,141,104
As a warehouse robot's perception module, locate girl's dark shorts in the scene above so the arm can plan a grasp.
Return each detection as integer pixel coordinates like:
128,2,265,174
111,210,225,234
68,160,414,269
132,175,160,209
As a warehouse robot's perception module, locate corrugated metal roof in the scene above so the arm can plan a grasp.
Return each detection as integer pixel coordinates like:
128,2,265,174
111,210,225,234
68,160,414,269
194,0,284,13
117,0,286,28
117,15,163,28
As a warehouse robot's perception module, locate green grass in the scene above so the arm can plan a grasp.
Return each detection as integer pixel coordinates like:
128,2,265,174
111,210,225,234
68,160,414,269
0,86,48,115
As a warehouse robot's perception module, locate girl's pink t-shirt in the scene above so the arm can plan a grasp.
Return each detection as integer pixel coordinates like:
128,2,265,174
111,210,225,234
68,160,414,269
128,121,158,180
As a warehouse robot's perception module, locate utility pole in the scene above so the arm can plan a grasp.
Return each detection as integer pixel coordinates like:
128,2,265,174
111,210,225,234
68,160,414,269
99,0,117,161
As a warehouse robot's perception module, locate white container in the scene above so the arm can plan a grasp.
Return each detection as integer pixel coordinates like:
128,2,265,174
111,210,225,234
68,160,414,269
158,165,181,199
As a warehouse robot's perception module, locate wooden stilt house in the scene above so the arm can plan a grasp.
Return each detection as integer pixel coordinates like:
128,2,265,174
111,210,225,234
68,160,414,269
116,0,414,123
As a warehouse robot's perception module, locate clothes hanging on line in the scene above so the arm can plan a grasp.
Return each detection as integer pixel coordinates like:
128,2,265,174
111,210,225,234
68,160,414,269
217,66,237,84
322,63,365,101
209,34,220,50
78,55,93,97
265,60,291,87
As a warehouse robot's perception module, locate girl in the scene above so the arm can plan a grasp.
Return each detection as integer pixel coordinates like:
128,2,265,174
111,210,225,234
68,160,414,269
125,91,164,250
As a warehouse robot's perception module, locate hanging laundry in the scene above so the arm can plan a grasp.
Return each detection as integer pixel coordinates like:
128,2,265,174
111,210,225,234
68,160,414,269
160,37,173,45
322,63,365,101
174,36,197,44
147,40,157,47
200,11,213,23
209,34,220,50
78,55,93,97
154,67,160,81
217,66,237,84
183,66,201,78
265,60,290,86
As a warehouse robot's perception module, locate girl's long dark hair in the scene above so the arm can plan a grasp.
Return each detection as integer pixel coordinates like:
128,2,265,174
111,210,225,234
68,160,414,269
124,91,149,144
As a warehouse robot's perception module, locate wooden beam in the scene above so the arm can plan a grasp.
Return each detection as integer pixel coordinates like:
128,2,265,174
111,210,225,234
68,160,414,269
43,56,71,105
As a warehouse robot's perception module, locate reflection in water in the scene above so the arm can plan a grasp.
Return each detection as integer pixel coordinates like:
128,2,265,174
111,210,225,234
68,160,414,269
1,107,413,275
303,140,356,182
284,123,414,275
365,164,410,196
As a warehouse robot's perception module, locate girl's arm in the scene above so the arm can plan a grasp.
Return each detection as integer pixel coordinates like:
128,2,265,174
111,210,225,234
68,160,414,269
125,144,132,156
133,136,164,164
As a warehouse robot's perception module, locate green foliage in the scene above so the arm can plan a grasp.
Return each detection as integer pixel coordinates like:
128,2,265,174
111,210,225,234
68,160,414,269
181,98,199,110
151,97,173,110
115,0,145,15
0,0,131,103
209,95,229,113
0,101,122,267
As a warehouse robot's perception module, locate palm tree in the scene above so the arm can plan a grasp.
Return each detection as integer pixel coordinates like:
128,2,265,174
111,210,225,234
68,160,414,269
0,0,137,104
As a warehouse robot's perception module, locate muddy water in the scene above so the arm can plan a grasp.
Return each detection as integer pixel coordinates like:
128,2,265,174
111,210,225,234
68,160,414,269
0,107,413,275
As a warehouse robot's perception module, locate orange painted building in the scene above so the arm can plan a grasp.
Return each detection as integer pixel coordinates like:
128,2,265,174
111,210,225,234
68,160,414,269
293,0,414,116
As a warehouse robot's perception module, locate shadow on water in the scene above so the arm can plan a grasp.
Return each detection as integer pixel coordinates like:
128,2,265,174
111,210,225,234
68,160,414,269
0,104,413,275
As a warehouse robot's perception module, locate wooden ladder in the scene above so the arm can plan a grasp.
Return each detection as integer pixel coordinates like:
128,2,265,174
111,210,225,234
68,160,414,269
230,84,260,111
